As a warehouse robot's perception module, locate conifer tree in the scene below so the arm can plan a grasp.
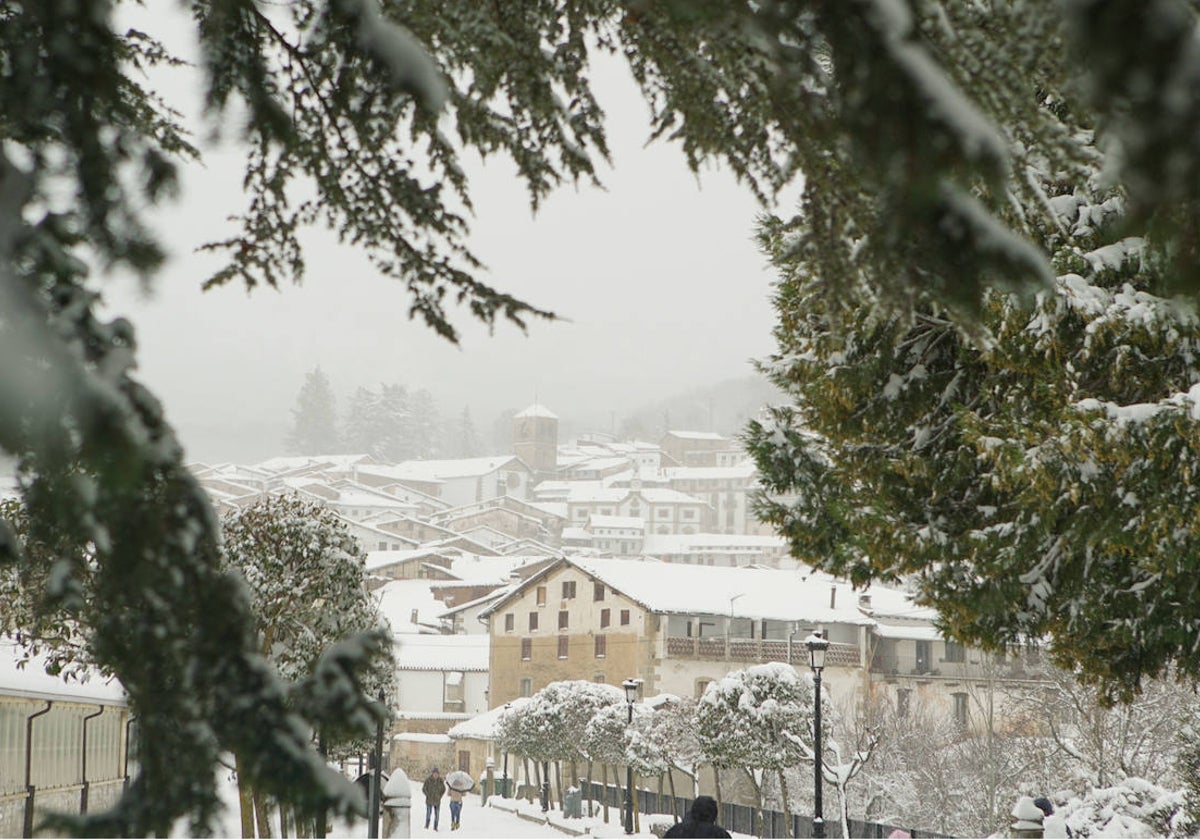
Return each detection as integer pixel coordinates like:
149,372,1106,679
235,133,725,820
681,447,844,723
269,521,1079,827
286,367,340,455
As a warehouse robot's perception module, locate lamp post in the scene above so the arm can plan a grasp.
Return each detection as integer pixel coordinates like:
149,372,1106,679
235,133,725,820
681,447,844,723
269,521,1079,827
805,632,829,839
502,702,511,798
622,678,639,835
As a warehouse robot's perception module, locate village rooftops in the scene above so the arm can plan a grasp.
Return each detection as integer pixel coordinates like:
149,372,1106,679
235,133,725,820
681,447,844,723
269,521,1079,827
357,455,525,483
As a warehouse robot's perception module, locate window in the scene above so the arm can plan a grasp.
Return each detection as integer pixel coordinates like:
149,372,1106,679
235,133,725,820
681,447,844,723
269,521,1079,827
444,671,464,711
593,673,606,683
521,638,532,661
378,541,388,550
504,613,514,632
682,509,695,519
695,679,712,699
594,635,607,658
620,610,631,626
536,586,547,606
915,640,931,674
529,612,538,631
562,581,577,599
657,508,670,518
896,688,911,719
953,692,969,728
520,678,533,697
945,641,965,663
558,636,569,658
558,610,569,630
600,608,611,628
458,750,471,773
594,582,605,601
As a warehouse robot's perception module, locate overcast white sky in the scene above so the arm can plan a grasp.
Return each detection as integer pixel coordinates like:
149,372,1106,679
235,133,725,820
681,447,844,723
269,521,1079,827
102,7,785,463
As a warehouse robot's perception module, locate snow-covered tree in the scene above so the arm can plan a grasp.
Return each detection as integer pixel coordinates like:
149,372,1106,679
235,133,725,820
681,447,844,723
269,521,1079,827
285,367,340,455
497,681,622,807
448,406,481,458
643,695,703,802
696,662,817,836
220,496,394,837
1051,778,1190,838
747,1,1200,696
0,498,92,678
1012,665,1198,788
11,0,1200,832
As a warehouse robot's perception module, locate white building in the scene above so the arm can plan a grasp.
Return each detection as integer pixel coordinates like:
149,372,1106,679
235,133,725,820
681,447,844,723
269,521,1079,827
393,635,491,716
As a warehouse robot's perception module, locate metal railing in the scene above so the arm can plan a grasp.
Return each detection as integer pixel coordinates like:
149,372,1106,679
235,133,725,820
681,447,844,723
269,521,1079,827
580,781,949,838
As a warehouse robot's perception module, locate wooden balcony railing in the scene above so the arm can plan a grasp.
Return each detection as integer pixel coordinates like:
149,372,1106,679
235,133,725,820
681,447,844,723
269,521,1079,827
666,636,861,667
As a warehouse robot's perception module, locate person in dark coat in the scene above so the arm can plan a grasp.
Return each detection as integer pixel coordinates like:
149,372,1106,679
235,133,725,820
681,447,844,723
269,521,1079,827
422,767,446,831
664,796,732,839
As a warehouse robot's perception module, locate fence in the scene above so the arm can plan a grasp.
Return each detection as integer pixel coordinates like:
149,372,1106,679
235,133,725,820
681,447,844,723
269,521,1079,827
580,781,949,839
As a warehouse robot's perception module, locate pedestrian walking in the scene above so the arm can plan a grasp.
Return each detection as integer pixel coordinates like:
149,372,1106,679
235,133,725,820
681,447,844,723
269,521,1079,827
664,796,731,839
422,767,446,831
448,786,464,830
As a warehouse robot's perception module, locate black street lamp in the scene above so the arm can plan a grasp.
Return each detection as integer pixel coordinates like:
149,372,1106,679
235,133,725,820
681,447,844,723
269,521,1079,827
622,678,639,835
805,632,829,839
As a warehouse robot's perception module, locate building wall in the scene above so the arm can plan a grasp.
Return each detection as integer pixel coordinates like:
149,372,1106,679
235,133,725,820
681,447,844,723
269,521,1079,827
0,697,129,836
488,566,657,705
396,670,489,716
513,416,558,474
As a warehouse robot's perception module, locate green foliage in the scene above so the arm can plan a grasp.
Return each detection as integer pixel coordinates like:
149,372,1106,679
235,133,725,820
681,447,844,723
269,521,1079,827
10,0,1200,831
747,0,1200,703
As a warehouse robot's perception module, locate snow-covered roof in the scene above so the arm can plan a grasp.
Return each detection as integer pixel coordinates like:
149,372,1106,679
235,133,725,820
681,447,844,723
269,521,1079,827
374,580,451,633
664,431,728,441
254,454,374,473
515,403,558,420
394,732,453,743
522,500,568,519
393,634,490,672
873,622,943,642
447,554,549,583
447,697,531,740
637,488,708,505
663,463,758,480
587,515,645,531
564,486,627,504
558,557,898,625
0,637,126,704
360,456,523,483
568,456,630,473
366,548,451,572
642,533,784,554
436,586,514,618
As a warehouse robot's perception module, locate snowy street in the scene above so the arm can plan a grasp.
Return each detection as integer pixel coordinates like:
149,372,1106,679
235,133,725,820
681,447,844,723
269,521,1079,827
332,793,669,839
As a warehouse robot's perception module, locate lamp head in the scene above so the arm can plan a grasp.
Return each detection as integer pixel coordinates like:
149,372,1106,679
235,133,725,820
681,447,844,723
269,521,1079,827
804,631,830,671
622,678,640,703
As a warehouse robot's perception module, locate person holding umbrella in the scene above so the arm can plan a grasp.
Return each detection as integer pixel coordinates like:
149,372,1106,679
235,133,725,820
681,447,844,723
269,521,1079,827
444,770,475,831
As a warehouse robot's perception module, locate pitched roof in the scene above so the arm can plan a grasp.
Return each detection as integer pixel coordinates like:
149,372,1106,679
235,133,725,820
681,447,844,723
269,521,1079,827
515,403,558,420
484,556,921,627
392,634,490,672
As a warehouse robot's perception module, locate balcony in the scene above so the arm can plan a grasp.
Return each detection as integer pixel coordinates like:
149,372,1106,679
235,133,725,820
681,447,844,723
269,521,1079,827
666,636,860,667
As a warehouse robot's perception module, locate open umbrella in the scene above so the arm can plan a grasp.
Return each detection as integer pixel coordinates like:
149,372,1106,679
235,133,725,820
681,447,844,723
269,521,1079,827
445,770,475,793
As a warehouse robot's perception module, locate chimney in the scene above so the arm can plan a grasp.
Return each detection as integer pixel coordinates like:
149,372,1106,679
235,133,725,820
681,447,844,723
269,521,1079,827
411,608,419,625
859,593,872,611
830,586,837,609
